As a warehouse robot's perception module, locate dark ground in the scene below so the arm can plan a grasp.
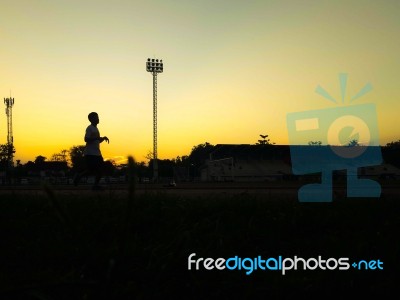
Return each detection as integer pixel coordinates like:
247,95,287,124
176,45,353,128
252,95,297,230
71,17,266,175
0,180,399,299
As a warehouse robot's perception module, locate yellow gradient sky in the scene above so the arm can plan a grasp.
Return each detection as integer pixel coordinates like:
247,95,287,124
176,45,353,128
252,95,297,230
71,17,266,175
1,0,399,164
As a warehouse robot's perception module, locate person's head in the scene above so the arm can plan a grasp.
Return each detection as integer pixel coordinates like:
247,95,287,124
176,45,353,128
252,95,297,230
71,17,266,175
88,112,99,125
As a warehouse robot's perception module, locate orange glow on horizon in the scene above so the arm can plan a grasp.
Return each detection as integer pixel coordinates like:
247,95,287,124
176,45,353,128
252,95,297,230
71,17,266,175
1,1,399,164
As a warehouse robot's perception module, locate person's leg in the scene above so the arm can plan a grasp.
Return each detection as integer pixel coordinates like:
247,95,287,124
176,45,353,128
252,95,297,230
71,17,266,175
75,155,99,187
92,156,104,189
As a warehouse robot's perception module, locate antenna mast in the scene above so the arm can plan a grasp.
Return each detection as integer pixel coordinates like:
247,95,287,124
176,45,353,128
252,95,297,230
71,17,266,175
4,96,15,166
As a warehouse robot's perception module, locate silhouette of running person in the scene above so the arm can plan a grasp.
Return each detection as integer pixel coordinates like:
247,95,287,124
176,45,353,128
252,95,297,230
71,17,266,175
74,112,109,190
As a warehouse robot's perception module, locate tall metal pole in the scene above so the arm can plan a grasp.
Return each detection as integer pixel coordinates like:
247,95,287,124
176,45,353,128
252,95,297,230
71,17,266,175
146,58,163,182
152,71,158,181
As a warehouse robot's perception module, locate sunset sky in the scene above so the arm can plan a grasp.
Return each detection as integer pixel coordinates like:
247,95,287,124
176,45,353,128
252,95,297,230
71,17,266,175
1,0,399,164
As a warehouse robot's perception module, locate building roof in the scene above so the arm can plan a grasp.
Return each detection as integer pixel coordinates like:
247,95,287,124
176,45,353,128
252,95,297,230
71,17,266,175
209,144,291,161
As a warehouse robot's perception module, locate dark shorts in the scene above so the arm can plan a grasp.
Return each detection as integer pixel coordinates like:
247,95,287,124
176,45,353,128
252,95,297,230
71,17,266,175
85,155,104,172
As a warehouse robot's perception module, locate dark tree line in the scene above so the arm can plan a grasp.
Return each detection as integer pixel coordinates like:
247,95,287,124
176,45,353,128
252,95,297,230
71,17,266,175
0,143,15,170
1,138,399,179
0,142,218,180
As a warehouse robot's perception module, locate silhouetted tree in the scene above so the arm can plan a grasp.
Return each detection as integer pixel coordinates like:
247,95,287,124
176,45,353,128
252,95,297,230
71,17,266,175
69,145,86,171
256,134,275,145
308,141,322,146
34,155,47,165
157,159,175,177
173,155,189,165
383,139,400,169
51,149,68,163
13,159,24,178
347,139,359,147
187,142,215,176
103,160,117,176
145,150,157,163
118,161,150,181
189,142,214,163
0,143,16,170
24,161,35,172
386,140,400,148
135,161,150,179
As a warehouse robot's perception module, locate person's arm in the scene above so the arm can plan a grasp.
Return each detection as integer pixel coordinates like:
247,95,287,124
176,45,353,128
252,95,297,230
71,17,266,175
85,136,109,143
84,126,110,143
99,136,109,143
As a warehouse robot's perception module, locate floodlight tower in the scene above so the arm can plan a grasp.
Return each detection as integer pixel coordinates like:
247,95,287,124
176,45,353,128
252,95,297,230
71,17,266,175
146,58,164,181
4,97,15,166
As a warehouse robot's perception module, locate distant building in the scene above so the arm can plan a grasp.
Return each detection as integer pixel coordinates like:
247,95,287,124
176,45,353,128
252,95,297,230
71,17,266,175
201,144,292,182
200,144,400,182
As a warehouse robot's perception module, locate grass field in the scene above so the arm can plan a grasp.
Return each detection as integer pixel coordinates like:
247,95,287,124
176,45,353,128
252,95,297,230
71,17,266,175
0,180,399,299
